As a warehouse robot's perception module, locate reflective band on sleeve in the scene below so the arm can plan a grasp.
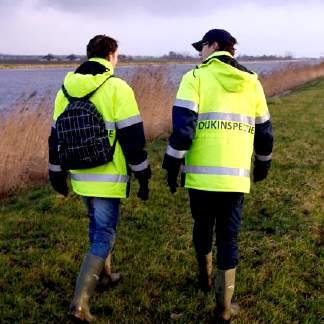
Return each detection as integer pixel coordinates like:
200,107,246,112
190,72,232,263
174,99,198,113
71,173,129,183
184,165,250,177
255,153,272,161
255,112,270,124
105,121,116,129
198,112,255,126
48,163,62,172
116,115,142,129
128,159,149,172
166,145,187,159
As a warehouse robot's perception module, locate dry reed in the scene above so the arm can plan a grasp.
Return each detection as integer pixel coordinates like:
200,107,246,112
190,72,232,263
1,62,324,197
128,65,176,139
260,62,324,97
0,99,51,197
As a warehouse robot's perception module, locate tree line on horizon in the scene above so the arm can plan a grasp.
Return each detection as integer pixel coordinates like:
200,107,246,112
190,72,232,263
0,51,303,63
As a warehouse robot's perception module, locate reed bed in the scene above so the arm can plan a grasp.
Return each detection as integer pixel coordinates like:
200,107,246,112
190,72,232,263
261,61,324,97
1,62,324,197
129,65,176,139
0,99,51,197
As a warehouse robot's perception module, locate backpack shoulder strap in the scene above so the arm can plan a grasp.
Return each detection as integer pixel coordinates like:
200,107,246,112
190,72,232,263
61,75,114,103
110,135,118,152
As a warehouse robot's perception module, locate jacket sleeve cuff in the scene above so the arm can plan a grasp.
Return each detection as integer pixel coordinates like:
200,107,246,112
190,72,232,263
166,144,187,159
255,153,272,162
48,163,63,172
128,159,149,172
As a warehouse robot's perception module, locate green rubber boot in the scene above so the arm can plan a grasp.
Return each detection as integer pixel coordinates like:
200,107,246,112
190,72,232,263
99,253,121,288
68,254,105,323
215,268,239,323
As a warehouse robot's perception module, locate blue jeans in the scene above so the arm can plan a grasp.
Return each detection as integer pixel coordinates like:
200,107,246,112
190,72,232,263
189,189,244,270
82,197,120,259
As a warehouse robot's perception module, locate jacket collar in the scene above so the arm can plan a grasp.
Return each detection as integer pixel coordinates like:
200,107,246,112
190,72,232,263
89,57,114,74
202,51,233,65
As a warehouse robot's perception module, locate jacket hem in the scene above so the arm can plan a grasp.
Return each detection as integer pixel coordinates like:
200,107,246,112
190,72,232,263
184,185,250,194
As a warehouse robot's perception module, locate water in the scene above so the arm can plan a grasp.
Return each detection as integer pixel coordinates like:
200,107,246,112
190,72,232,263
0,60,320,113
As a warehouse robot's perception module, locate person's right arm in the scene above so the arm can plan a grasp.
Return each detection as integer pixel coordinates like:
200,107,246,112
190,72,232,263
162,71,199,192
253,80,274,182
48,91,69,196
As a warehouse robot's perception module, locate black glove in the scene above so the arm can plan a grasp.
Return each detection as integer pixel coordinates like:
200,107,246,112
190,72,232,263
167,169,179,194
49,170,69,196
137,179,149,201
135,166,151,201
253,160,270,183
162,154,182,194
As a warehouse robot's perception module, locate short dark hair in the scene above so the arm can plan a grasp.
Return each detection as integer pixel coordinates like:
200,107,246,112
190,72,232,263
86,35,118,59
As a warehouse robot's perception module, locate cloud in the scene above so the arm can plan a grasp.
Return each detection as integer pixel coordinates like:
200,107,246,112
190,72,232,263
0,0,323,57
0,0,23,13
35,0,220,16
14,0,324,17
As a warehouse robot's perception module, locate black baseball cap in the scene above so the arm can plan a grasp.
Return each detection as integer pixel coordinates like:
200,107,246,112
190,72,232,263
192,29,234,51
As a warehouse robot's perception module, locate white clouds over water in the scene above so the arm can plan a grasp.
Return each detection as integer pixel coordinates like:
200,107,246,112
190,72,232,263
0,0,324,57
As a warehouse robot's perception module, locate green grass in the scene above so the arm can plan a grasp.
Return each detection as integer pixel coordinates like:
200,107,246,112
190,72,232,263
1,79,324,323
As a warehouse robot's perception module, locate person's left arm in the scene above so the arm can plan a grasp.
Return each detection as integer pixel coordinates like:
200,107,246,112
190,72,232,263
114,81,151,200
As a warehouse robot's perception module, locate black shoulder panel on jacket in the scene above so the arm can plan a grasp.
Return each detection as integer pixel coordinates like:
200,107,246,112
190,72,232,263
75,61,109,75
116,122,147,166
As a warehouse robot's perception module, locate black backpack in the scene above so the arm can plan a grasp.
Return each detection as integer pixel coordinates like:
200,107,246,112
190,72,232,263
55,76,116,170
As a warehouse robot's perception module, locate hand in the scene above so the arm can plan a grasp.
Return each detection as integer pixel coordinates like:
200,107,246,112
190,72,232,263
167,170,178,194
135,166,151,201
162,153,182,194
49,170,69,196
253,161,269,183
137,181,149,201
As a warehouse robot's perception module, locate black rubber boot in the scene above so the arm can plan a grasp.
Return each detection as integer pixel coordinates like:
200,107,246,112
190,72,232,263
197,251,213,292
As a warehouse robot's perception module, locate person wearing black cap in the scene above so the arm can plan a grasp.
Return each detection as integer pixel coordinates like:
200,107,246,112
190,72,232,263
163,29,273,323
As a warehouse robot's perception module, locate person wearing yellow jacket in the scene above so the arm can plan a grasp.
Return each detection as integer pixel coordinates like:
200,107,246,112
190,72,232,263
163,29,273,323
48,35,151,322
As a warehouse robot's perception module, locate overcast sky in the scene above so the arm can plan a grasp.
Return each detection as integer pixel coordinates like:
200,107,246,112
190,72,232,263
1,0,324,57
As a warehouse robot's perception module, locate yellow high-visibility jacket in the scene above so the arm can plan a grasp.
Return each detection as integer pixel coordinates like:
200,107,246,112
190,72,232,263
49,57,149,198
163,51,273,193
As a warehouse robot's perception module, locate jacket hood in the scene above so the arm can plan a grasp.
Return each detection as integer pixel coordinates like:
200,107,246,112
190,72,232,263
199,51,257,93
63,58,114,98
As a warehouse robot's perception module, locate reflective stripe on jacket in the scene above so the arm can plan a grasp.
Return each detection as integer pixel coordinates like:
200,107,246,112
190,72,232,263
166,51,273,193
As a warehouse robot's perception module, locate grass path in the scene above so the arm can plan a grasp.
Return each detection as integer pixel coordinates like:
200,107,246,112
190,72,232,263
0,79,323,323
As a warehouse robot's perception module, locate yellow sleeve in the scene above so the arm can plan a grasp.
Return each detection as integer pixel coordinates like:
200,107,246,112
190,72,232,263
113,79,141,126
255,80,270,124
176,70,199,106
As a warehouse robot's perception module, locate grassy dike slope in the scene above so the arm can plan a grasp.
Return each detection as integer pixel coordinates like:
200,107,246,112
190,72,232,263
1,79,323,323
